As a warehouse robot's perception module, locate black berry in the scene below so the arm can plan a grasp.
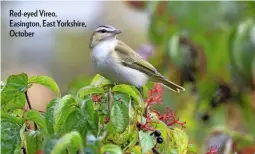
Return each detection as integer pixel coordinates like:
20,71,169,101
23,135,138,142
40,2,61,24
157,137,163,144
201,113,210,122
210,98,219,108
154,130,161,137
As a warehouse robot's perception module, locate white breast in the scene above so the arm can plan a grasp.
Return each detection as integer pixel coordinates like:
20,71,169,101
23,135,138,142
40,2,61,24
91,39,117,61
91,39,148,87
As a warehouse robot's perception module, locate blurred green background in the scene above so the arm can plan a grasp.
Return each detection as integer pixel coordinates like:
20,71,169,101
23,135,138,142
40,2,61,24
1,1,255,153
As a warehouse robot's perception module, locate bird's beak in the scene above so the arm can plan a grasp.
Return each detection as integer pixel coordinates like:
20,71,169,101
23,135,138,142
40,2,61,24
113,29,122,35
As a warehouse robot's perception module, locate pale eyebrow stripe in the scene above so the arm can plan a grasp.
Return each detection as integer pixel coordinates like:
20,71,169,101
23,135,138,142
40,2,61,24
98,25,114,29
98,25,110,28
96,27,115,32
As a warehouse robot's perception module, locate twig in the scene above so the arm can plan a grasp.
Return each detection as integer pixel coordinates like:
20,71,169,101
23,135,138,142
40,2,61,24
25,91,32,110
25,91,38,130
152,147,160,154
38,110,46,113
22,147,27,154
108,87,112,113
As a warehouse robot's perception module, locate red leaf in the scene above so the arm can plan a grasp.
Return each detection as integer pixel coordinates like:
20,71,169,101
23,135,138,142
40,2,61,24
91,95,101,102
145,83,163,105
159,107,186,128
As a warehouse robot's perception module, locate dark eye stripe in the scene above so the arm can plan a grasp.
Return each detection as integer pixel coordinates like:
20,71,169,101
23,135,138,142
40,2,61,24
99,29,106,33
96,25,116,33
96,27,114,33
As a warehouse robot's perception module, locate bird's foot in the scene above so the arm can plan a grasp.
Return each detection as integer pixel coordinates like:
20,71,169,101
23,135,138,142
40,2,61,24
108,87,113,114
136,86,145,99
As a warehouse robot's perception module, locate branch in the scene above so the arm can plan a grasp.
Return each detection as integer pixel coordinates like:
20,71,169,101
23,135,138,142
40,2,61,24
25,91,38,130
22,147,27,154
152,147,160,154
25,91,32,110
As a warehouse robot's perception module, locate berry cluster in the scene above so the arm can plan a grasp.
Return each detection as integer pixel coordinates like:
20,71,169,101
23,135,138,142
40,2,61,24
151,130,164,144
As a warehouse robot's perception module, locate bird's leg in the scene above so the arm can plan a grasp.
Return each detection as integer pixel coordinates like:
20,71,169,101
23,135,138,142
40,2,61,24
136,86,144,99
108,87,113,114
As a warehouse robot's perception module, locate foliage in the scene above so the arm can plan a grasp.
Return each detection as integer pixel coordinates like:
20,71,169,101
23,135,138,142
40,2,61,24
1,1,254,154
127,1,255,153
1,73,195,154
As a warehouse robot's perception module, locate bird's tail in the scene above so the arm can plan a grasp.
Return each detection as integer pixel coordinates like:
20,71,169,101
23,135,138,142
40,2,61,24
153,76,185,93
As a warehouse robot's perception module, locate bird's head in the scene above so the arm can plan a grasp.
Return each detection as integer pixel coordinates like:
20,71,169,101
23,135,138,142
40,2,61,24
89,25,122,48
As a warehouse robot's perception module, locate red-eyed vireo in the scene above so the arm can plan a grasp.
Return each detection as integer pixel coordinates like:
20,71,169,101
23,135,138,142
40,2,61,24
89,25,185,93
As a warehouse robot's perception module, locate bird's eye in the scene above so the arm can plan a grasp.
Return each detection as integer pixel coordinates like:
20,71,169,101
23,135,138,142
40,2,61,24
100,29,106,33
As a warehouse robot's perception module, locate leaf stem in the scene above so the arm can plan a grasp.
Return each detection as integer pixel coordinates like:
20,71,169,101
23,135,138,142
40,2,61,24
25,91,32,110
22,147,27,154
25,91,38,130
152,147,160,154
108,87,112,113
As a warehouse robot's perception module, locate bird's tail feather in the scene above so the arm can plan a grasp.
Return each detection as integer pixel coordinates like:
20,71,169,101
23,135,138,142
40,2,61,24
153,76,185,93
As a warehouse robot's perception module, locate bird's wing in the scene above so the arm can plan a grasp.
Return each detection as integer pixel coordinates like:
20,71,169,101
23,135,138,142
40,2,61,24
114,40,161,77
114,40,185,93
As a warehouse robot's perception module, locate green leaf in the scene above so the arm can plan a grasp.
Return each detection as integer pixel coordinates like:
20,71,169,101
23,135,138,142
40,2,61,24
28,76,61,96
18,124,26,151
1,111,23,125
24,110,49,137
81,97,99,135
45,98,59,135
1,73,28,109
139,131,156,154
187,144,197,154
110,93,130,133
14,143,23,154
84,145,98,154
51,131,83,154
1,116,22,154
150,120,174,153
77,86,104,99
24,130,43,154
90,74,112,87
229,19,255,78
151,120,189,153
11,109,25,121
43,136,59,154
171,128,189,154
53,95,78,133
2,93,26,112
64,109,87,138
112,84,141,105
101,144,122,154
240,94,255,136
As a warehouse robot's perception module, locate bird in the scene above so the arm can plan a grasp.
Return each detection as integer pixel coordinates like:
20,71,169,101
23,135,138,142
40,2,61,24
89,25,185,94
